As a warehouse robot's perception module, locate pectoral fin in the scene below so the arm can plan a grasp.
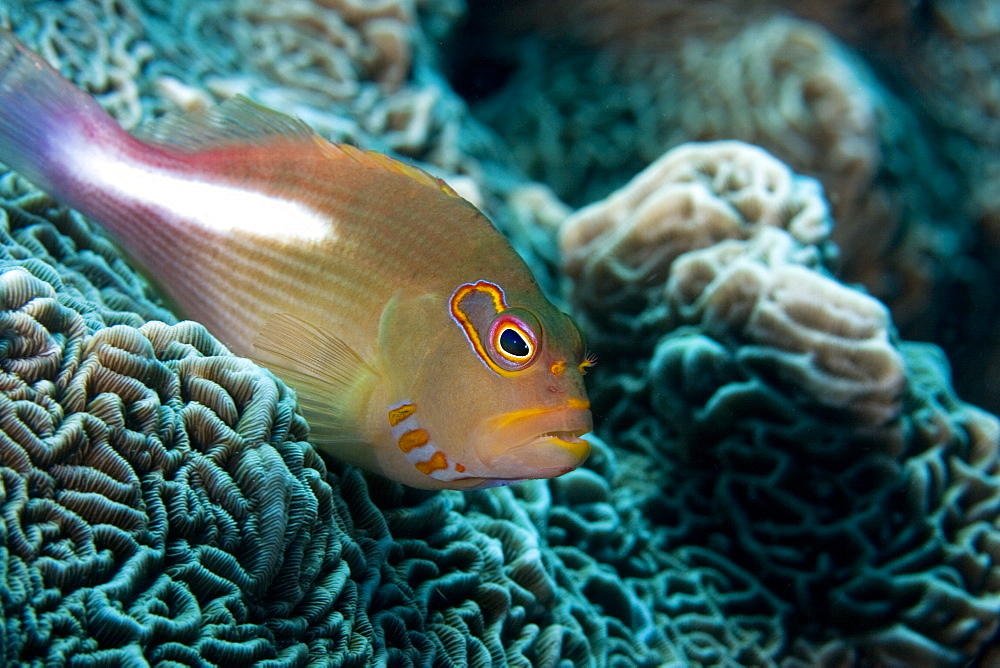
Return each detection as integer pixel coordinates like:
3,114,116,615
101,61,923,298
251,313,378,446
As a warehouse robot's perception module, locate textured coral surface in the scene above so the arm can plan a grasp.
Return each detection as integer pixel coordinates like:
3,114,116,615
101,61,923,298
1,1,999,666
0,192,626,666
0,206,790,665
565,142,1000,666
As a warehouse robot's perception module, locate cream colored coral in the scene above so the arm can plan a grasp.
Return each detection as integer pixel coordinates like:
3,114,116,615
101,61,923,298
675,16,878,174
668,229,905,426
661,16,887,280
223,0,477,168
506,183,573,235
233,0,414,95
364,86,439,153
561,140,903,425
560,141,831,325
480,9,932,338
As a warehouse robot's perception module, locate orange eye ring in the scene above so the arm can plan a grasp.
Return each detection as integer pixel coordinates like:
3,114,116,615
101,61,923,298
487,311,539,371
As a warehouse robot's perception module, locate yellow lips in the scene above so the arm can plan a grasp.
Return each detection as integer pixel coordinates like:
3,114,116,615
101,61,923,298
537,433,591,460
477,400,593,474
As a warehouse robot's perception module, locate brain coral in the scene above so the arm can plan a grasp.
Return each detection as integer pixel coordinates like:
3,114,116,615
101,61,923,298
0,195,800,665
560,141,835,348
566,141,1000,665
0,193,381,663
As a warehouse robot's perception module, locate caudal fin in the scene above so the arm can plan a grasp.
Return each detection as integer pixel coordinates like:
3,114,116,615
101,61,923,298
0,29,125,195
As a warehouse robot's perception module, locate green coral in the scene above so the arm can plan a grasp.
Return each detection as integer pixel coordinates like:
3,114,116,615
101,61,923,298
0,252,372,662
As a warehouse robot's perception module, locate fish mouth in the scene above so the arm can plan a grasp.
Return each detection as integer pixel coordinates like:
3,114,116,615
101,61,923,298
522,429,591,463
471,405,593,481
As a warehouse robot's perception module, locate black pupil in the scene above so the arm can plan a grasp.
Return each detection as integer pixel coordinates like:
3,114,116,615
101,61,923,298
499,327,530,357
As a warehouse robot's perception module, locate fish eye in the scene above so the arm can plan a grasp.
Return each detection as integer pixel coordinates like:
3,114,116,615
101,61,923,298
487,309,540,371
499,327,530,357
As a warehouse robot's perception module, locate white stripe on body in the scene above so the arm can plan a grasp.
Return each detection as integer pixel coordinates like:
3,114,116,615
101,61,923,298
68,144,332,242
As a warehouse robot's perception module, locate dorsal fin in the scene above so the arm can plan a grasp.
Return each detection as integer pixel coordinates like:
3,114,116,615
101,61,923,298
137,95,315,150
313,140,462,199
140,94,463,199
250,312,379,446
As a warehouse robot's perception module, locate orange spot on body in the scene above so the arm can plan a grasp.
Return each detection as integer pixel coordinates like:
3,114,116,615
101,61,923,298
455,463,466,473
398,428,430,452
416,450,448,475
388,403,417,426
550,360,566,375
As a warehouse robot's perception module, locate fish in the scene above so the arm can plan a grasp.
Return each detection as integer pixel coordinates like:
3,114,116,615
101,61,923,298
0,29,593,490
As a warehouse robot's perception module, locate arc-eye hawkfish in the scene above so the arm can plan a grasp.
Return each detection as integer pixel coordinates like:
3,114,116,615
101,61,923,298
0,30,594,489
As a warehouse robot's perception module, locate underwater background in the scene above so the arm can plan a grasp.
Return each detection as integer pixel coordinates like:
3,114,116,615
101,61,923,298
0,0,998,666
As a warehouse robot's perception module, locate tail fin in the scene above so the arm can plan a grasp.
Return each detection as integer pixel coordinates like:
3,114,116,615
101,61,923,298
0,29,125,195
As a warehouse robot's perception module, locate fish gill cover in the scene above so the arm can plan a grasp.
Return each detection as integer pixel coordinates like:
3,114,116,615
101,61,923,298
0,0,998,667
